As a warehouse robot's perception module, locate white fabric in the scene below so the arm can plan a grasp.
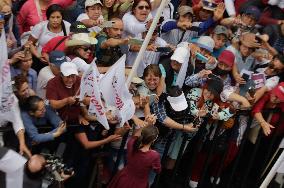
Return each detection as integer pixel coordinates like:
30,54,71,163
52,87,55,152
268,0,284,9
126,37,168,77
122,12,152,38
0,149,27,188
224,0,236,16
31,20,71,54
100,55,135,127
80,60,109,130
71,57,90,73
0,29,24,134
76,13,103,33
36,66,55,99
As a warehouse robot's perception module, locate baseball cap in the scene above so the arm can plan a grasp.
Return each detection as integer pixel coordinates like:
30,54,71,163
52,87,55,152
207,78,224,98
167,86,188,112
213,25,229,39
60,62,78,76
243,6,261,21
70,21,89,34
170,47,190,64
218,50,235,68
202,0,217,11
178,6,193,16
271,82,284,102
196,36,215,52
49,51,67,67
66,33,98,47
85,0,102,8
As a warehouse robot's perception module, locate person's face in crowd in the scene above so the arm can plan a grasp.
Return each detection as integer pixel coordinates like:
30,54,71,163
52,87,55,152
203,88,215,101
61,74,77,88
20,57,33,72
77,45,92,60
133,0,151,22
212,34,227,50
265,58,284,76
199,9,213,21
145,72,160,90
106,20,123,39
48,11,63,29
270,93,281,104
241,14,256,27
17,82,30,99
179,14,193,25
104,0,115,8
1,5,12,23
240,43,254,57
33,101,46,118
213,61,232,76
86,4,102,20
49,63,61,76
170,60,182,73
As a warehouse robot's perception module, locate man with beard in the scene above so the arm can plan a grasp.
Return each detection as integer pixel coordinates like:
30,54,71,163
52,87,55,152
95,17,129,67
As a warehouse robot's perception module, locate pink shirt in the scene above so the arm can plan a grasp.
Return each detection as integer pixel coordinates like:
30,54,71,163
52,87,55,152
17,0,73,35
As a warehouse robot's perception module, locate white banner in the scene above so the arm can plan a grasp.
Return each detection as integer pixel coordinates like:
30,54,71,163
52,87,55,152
176,49,190,88
80,60,109,130
100,55,135,127
0,29,24,133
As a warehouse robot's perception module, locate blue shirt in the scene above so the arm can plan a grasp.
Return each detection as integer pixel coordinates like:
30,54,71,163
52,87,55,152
10,67,37,91
21,105,62,144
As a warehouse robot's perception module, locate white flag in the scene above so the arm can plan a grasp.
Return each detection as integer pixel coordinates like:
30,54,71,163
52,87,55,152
80,60,109,130
100,55,135,127
0,29,24,134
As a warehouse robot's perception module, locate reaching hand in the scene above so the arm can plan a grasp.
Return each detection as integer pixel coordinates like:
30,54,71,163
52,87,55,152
183,123,198,132
107,134,122,142
19,143,32,158
260,121,275,136
213,3,225,21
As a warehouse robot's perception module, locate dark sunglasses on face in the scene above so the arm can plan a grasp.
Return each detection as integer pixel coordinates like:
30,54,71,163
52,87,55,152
80,46,92,52
137,5,150,10
268,63,282,74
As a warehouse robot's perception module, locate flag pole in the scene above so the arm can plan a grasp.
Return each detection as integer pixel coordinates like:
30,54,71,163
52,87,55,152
126,0,168,88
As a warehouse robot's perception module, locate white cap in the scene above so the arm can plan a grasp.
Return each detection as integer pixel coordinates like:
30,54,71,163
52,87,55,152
60,62,79,76
196,36,215,52
170,47,189,64
85,0,102,8
167,92,188,112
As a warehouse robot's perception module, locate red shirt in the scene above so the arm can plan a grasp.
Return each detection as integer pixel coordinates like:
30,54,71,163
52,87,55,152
46,75,81,124
41,36,69,55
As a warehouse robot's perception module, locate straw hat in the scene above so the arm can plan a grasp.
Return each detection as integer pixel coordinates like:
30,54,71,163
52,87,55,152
66,33,98,47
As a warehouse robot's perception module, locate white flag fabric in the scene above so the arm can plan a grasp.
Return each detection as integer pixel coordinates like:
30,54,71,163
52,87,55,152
100,55,135,127
80,60,109,130
176,50,190,88
0,29,24,134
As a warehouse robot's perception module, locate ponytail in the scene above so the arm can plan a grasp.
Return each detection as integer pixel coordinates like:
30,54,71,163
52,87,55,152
133,135,143,152
132,126,159,153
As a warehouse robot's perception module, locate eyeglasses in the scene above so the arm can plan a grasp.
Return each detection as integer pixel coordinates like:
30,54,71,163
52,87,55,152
80,46,92,52
268,63,283,74
137,5,150,10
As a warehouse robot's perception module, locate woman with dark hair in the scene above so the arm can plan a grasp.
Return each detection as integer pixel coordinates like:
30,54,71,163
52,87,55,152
108,125,161,188
13,75,36,107
122,0,152,38
27,4,71,70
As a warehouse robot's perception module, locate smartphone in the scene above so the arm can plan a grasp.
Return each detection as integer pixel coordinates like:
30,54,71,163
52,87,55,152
100,21,115,28
156,47,172,53
242,73,250,82
196,52,208,63
128,38,144,45
211,103,219,116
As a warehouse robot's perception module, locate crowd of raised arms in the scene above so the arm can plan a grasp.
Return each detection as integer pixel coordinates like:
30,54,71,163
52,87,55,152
0,0,283,187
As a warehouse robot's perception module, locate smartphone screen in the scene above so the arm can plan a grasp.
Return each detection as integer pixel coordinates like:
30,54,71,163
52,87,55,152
156,47,172,53
196,52,208,63
242,73,250,82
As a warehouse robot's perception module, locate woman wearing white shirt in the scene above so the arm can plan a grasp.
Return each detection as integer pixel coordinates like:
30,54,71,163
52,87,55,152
122,0,152,38
27,4,70,71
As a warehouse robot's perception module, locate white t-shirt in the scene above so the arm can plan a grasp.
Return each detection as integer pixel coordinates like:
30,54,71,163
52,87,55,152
31,20,71,53
76,13,103,33
126,37,168,77
71,57,90,73
36,66,55,99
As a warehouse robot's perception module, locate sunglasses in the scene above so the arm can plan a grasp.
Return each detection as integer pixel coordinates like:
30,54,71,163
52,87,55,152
268,63,282,74
80,46,92,52
137,5,150,10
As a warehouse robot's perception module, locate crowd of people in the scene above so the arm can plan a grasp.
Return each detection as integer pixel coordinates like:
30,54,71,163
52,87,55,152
0,0,284,187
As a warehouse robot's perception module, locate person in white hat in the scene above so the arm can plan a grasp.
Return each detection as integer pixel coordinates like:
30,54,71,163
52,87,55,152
158,46,190,93
77,0,104,33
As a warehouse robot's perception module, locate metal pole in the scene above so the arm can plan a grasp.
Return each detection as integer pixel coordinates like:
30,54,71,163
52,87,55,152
260,150,284,188
126,0,167,87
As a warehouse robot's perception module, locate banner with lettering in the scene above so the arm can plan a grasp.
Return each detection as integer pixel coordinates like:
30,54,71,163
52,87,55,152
80,60,109,130
0,29,24,133
100,55,135,127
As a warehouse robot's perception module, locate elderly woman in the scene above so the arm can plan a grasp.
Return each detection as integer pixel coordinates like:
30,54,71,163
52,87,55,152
65,33,97,73
122,0,152,38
